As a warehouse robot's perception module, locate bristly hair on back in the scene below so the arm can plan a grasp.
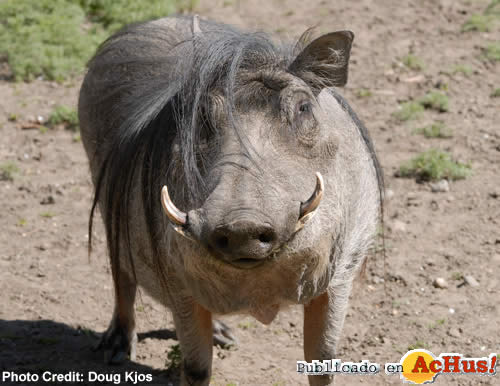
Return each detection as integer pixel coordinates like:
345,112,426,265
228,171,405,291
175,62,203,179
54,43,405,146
83,16,384,297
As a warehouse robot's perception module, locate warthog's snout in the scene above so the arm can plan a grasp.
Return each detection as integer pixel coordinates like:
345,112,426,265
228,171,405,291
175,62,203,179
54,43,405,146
161,172,325,268
208,218,278,267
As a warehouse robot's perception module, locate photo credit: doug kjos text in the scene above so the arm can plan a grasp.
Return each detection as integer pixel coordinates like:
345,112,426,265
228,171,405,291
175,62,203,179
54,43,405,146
1,371,153,384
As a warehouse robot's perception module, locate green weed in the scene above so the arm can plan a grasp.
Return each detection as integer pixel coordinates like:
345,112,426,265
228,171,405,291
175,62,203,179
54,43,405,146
402,54,424,71
0,0,106,81
393,101,425,121
393,91,449,121
398,149,471,182
491,88,500,97
40,211,56,218
486,0,500,15
166,344,182,370
462,14,495,32
451,64,473,76
0,0,188,81
356,88,373,98
48,105,79,131
428,318,446,330
408,340,429,351
238,320,257,330
79,0,188,32
462,0,500,32
413,122,453,138
0,162,20,181
484,42,500,61
419,91,449,112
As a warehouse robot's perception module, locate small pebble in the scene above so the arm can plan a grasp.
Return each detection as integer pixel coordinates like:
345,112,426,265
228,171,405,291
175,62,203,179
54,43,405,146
448,328,461,338
433,277,448,289
449,308,455,314
464,275,479,287
430,179,450,193
392,220,407,233
385,189,394,200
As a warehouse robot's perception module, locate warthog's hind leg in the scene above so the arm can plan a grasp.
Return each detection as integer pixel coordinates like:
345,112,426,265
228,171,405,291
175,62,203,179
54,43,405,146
213,319,237,348
93,270,137,364
303,283,351,386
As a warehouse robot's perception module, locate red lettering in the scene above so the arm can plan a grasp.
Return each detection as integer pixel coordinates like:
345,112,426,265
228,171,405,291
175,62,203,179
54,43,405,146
412,356,429,373
490,355,497,374
462,360,476,373
477,360,488,373
429,360,442,373
443,355,461,373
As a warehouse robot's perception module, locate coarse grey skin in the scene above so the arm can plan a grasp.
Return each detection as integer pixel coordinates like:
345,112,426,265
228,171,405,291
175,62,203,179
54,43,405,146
78,15,382,386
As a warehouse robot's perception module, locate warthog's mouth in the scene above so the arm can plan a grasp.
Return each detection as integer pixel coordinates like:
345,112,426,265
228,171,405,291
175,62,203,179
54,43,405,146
228,257,267,269
160,172,324,268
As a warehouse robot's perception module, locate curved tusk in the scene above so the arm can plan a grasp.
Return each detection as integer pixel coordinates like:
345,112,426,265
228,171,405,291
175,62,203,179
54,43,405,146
161,185,187,226
295,172,324,232
299,172,324,219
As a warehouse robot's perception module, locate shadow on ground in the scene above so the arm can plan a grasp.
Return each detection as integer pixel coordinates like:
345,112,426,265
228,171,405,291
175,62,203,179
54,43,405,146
0,319,178,385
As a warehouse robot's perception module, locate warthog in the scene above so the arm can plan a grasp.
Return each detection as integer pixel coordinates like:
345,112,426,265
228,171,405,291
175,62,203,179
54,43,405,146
78,15,383,385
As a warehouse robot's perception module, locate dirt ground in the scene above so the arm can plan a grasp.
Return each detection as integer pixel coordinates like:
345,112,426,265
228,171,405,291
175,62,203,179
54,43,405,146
1,0,499,385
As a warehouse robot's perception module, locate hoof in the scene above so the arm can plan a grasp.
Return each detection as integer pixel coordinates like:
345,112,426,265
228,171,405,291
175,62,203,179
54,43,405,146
93,323,137,364
213,319,237,349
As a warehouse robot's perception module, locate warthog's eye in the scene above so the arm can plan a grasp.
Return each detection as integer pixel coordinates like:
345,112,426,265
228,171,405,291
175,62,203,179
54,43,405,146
293,99,316,145
297,101,312,115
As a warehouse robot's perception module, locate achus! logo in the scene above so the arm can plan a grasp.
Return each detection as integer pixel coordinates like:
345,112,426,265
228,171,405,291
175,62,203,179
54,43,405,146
385,349,497,384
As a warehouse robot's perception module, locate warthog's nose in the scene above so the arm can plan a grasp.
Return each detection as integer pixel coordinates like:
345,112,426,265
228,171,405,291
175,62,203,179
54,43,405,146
208,220,278,267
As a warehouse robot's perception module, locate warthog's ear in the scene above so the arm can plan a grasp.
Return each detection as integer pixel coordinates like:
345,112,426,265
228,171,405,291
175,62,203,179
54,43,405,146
289,31,354,89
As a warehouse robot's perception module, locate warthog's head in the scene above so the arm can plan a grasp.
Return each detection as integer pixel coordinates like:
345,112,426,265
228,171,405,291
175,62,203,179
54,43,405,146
88,18,382,321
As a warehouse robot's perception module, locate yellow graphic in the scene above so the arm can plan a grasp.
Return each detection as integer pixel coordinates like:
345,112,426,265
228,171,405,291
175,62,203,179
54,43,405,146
401,350,439,384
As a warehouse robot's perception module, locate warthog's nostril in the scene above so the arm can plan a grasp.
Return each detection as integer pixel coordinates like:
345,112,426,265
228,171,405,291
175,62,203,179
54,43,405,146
258,231,274,244
215,235,229,250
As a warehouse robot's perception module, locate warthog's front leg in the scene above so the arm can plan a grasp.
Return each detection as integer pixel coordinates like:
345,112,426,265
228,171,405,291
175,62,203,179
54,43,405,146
95,270,138,364
303,283,351,386
171,296,213,386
